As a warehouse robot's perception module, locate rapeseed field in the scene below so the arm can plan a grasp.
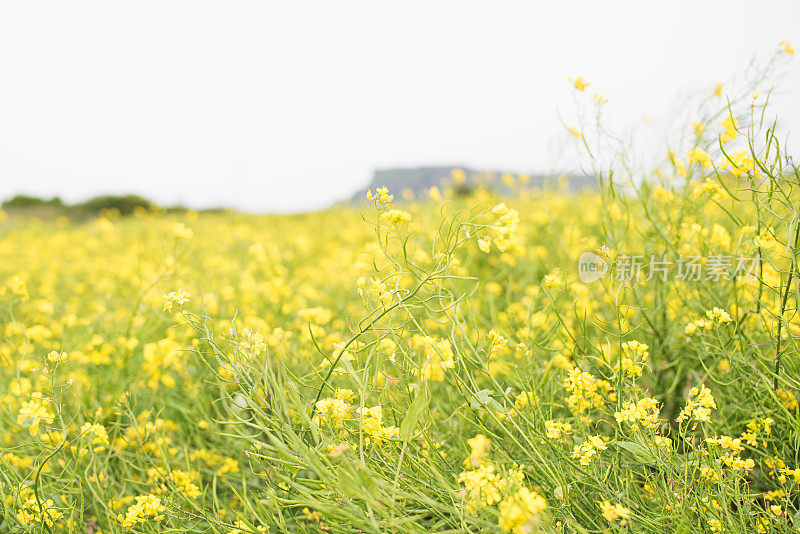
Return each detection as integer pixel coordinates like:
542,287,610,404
1,43,799,533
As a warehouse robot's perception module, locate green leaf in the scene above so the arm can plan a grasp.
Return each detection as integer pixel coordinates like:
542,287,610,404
400,391,429,441
336,462,378,500
470,389,494,408
469,389,503,411
616,441,657,466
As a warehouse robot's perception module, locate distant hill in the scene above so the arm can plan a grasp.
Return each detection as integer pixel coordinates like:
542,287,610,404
354,166,596,201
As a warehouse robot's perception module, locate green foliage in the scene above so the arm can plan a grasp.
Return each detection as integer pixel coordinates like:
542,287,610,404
74,195,155,216
2,195,64,208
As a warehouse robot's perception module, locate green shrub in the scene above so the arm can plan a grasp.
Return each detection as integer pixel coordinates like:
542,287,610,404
1,195,64,208
75,195,155,216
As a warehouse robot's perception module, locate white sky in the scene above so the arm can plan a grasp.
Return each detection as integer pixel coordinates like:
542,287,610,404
1,1,798,213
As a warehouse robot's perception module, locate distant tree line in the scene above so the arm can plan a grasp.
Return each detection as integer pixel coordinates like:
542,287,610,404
2,194,157,216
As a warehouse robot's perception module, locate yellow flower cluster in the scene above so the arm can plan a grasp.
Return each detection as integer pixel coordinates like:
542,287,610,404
6,487,63,528
764,456,800,484
722,150,757,177
79,422,109,453
17,392,54,436
544,420,573,439
703,435,756,477
314,396,352,427
229,520,269,533
563,368,613,415
498,487,548,534
685,307,733,335
118,494,166,528
381,209,413,225
465,433,491,467
542,269,562,289
599,500,631,523
1,275,29,302
514,391,537,411
367,186,393,204
458,463,510,511
676,385,717,424
720,115,739,144
162,289,190,312
740,418,774,447
477,203,523,255
618,340,649,378
688,147,713,168
458,434,547,532
171,222,194,240
357,276,395,306
776,388,797,410
148,468,202,499
47,350,68,363
705,434,742,453
356,405,400,444
572,435,608,466
691,177,726,200
614,397,660,429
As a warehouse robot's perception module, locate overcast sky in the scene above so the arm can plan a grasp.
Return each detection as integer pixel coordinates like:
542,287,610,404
1,1,798,213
